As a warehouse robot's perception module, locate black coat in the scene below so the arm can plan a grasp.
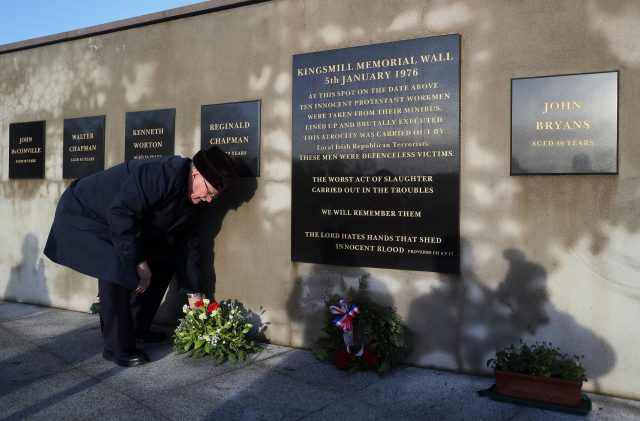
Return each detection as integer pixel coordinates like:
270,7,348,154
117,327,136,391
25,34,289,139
44,156,201,292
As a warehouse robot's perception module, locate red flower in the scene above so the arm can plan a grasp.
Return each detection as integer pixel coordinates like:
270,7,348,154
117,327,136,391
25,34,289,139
194,300,204,308
207,302,220,312
361,347,378,367
334,348,353,369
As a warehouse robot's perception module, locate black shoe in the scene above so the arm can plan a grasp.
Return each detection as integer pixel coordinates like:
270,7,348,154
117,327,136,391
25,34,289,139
102,349,150,367
135,330,167,343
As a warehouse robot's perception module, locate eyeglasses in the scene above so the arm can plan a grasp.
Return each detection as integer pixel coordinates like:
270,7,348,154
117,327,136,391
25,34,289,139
201,174,218,198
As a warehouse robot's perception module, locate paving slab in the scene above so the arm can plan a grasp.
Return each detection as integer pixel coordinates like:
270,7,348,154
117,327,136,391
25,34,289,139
2,313,105,367
347,366,522,420
93,402,171,421
0,342,71,395
78,342,248,401
144,363,337,420
300,397,401,420
578,393,640,419
39,324,104,366
249,343,292,363
0,301,55,322
256,347,381,393
1,301,640,420
1,307,97,344
0,367,136,420
0,324,29,348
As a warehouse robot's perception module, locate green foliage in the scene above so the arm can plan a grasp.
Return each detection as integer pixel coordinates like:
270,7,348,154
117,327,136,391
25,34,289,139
173,299,260,364
89,302,101,314
487,340,587,382
312,274,412,375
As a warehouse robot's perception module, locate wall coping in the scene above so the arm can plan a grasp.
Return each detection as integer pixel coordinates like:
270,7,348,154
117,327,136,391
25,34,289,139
0,0,267,55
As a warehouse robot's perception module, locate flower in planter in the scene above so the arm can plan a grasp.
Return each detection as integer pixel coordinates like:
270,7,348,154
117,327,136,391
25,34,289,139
173,299,261,363
486,340,588,407
487,340,587,382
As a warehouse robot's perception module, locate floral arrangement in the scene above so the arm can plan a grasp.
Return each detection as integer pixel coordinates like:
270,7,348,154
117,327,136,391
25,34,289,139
487,340,587,382
173,298,260,363
312,275,412,374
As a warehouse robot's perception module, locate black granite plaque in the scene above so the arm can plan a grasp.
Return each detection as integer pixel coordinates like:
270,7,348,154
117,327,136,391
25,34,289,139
9,121,45,179
125,109,175,160
201,100,261,177
292,34,460,273
511,71,618,174
63,115,105,179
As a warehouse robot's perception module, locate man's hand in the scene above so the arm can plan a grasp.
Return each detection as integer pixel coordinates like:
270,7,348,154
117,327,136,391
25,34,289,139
187,293,203,308
135,261,152,293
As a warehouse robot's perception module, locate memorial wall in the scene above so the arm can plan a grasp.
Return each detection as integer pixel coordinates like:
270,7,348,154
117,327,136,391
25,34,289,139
1,0,639,399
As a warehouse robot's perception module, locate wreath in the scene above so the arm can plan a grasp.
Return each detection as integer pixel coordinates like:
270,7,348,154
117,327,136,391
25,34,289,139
312,275,412,374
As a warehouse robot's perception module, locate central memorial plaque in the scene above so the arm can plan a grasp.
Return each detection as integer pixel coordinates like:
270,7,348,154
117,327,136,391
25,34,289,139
292,34,460,273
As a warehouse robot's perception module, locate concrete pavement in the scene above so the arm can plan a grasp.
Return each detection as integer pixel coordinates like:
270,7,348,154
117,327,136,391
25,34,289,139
1,301,639,420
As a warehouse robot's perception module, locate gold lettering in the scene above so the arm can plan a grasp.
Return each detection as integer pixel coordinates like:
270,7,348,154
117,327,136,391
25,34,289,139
208,121,250,130
11,147,41,154
133,141,163,148
68,145,97,152
542,100,582,114
132,128,165,136
420,52,454,63
356,56,416,70
209,136,249,145
535,120,592,130
71,133,95,140
297,63,353,77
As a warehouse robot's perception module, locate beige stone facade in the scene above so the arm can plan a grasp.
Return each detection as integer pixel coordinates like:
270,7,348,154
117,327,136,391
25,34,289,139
1,0,639,399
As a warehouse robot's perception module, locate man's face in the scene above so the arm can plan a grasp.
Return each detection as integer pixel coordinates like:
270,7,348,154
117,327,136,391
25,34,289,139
190,172,220,205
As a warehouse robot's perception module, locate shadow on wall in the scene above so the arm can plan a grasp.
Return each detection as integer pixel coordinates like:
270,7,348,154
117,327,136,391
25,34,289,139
406,239,615,387
155,169,257,326
4,233,51,307
286,265,395,348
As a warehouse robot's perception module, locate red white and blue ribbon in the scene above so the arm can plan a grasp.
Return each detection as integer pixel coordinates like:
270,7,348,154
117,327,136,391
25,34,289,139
330,299,361,354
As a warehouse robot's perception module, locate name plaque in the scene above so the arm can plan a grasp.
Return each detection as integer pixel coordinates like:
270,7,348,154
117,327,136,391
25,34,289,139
511,71,618,174
63,115,105,179
9,121,46,179
201,100,261,177
125,109,175,161
292,34,461,273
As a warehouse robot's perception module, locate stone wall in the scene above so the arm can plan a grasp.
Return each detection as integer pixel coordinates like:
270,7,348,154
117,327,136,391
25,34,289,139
1,0,639,399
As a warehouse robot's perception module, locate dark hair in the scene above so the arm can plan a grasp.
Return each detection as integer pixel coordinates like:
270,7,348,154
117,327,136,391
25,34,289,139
192,146,238,192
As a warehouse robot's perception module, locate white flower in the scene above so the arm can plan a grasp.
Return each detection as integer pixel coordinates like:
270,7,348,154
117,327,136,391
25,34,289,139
203,298,210,306
203,334,210,341
182,304,189,313
199,313,207,320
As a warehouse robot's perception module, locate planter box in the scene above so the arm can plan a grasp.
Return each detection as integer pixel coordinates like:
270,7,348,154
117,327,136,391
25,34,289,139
494,370,583,407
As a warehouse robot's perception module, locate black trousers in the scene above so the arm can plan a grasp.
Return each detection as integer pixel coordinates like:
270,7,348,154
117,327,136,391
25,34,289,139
98,261,175,352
